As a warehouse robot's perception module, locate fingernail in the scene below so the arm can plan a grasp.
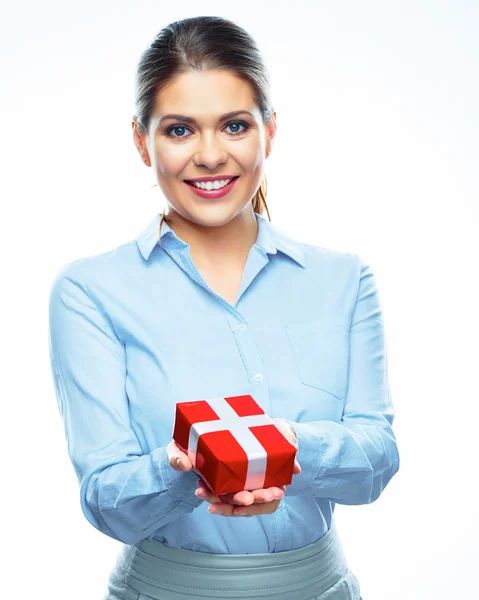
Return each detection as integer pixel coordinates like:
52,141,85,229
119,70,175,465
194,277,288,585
264,493,273,501
208,506,224,515
176,458,184,470
195,489,207,498
234,511,248,516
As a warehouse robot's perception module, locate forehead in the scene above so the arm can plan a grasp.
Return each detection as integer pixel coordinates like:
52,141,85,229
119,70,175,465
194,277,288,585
151,70,259,120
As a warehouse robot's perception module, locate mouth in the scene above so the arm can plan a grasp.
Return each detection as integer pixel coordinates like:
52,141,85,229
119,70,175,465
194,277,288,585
184,176,240,199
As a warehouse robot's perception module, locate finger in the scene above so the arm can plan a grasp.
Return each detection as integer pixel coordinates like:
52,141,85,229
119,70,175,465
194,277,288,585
176,456,193,471
206,494,283,516
230,498,282,517
254,486,286,503
198,480,287,505
198,486,267,508
196,479,217,497
195,481,224,505
222,485,286,506
225,490,255,505
247,485,286,503
167,440,192,471
207,502,235,516
169,454,191,471
196,480,255,506
195,486,221,504
207,498,260,516
214,487,282,506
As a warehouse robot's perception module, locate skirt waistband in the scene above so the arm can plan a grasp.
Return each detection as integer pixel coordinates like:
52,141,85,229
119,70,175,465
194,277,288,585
121,521,351,600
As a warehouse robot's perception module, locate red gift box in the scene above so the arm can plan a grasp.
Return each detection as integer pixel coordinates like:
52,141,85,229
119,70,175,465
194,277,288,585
172,394,297,496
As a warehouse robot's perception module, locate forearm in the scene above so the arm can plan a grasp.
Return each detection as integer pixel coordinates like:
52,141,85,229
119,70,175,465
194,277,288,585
82,446,203,544
284,416,400,504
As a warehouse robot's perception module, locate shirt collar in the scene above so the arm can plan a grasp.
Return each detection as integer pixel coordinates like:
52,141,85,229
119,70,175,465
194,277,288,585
135,211,306,268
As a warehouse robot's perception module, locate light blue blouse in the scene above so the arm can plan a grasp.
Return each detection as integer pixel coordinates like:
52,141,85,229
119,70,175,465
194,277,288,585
48,211,400,553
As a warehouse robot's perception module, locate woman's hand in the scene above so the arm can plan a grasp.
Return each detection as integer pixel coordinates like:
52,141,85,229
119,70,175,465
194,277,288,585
167,417,301,517
195,477,289,517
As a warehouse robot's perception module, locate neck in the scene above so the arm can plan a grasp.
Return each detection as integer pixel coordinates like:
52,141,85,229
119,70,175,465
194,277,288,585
165,208,259,267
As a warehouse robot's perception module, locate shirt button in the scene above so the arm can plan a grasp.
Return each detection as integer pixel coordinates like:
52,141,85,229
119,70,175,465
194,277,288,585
236,323,247,330
254,373,264,382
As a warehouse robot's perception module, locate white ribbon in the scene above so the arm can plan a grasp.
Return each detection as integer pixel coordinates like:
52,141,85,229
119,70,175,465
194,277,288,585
187,397,274,491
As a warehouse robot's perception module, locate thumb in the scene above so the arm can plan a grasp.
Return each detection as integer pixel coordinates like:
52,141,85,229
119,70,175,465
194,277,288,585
167,440,193,471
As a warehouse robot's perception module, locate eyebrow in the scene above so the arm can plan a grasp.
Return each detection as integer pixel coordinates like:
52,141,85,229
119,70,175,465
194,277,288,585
158,110,254,126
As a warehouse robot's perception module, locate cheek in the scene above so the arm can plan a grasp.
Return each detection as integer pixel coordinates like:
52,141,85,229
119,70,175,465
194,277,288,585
155,145,187,177
234,143,264,174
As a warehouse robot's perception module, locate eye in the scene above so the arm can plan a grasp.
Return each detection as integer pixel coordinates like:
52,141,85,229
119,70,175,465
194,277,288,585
164,120,250,140
224,121,249,136
165,125,190,139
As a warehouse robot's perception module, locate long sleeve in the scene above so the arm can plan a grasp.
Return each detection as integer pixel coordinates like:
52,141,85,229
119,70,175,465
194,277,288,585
48,269,203,545
284,257,400,504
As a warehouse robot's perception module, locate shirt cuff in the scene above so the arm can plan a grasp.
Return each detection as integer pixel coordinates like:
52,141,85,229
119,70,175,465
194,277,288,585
282,419,321,495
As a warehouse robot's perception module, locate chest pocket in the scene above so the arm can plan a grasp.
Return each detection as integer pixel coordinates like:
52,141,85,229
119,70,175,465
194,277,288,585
285,318,350,401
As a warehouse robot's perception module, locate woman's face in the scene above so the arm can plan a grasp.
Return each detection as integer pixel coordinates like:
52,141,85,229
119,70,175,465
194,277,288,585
132,69,276,228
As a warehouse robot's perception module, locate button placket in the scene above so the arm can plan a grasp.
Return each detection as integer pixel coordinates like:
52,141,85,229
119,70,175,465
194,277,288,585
224,312,272,415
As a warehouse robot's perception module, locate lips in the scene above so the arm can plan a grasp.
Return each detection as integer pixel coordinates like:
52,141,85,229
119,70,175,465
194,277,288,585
184,175,240,199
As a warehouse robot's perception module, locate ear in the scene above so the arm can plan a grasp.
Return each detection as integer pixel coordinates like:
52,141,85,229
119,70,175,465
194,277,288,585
265,111,277,157
132,116,151,166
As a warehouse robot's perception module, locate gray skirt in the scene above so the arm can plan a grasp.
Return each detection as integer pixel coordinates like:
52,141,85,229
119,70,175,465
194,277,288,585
103,519,362,600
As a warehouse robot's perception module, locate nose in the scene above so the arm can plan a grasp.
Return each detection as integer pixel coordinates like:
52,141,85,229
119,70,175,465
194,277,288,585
193,134,228,169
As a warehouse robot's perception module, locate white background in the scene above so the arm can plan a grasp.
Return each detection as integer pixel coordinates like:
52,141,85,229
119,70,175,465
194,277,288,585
2,1,478,598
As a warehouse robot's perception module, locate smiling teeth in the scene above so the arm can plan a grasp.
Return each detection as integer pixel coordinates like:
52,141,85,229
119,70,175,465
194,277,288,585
192,178,233,190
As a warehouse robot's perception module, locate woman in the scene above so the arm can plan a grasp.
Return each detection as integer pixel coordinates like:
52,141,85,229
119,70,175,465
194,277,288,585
48,15,399,600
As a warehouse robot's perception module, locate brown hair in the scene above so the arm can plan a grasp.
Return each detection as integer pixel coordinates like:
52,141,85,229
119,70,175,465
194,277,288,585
132,16,273,247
